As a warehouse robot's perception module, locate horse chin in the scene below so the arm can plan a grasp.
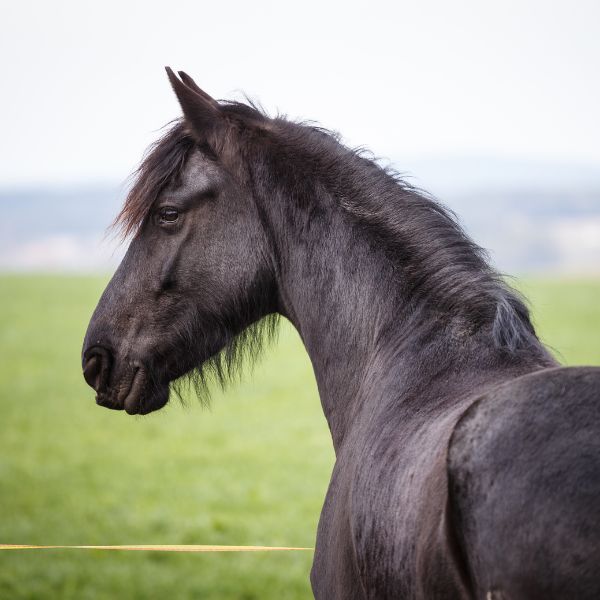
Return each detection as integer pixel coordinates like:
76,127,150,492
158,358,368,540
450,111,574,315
125,380,170,416
96,366,170,416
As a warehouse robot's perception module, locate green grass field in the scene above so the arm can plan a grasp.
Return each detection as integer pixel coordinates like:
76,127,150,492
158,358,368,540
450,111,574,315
0,275,599,599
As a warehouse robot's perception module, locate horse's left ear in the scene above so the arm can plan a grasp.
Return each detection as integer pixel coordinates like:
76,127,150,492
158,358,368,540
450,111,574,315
165,67,222,141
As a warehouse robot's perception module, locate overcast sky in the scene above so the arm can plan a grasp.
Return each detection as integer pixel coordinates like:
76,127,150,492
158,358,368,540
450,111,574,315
1,0,599,186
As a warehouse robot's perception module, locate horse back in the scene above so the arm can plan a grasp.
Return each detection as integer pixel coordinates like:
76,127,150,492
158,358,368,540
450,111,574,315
448,366,600,599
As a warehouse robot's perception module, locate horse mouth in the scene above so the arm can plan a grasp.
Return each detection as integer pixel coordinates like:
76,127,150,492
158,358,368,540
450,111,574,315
120,367,146,414
96,366,169,415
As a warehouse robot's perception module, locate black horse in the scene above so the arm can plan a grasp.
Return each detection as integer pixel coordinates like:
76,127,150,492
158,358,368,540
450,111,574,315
83,69,600,599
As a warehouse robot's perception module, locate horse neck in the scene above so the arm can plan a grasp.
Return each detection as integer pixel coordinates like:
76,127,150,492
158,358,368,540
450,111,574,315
261,198,438,449
253,143,551,452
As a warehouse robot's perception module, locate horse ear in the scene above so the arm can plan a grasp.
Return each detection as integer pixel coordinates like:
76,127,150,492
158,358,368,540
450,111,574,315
165,67,221,141
177,71,219,108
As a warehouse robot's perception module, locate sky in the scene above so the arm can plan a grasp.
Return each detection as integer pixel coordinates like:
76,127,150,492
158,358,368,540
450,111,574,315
1,0,600,186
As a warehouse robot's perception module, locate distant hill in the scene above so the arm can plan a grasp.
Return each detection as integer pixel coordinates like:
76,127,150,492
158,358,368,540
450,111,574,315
2,158,599,273
2,184,124,271
379,156,599,274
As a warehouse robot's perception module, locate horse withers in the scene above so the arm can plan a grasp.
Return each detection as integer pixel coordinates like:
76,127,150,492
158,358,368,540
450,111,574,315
82,68,600,599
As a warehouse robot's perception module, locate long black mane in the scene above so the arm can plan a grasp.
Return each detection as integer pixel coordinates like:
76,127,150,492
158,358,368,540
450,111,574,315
117,100,538,367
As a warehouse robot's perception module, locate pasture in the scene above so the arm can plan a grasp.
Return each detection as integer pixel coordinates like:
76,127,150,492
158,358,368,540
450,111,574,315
0,275,599,599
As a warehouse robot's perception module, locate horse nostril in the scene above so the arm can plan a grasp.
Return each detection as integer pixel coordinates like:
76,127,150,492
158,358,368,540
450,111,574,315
83,347,111,393
83,355,99,389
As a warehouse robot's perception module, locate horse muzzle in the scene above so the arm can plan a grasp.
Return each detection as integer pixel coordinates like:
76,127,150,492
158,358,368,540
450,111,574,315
82,345,169,415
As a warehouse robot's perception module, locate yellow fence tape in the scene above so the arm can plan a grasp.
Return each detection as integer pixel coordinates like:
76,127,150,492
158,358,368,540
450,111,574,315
0,544,313,552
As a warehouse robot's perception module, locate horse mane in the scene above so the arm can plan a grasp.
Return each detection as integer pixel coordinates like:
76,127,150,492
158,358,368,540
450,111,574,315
116,100,539,359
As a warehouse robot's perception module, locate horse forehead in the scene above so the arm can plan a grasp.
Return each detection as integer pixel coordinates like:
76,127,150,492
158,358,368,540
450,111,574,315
178,149,223,193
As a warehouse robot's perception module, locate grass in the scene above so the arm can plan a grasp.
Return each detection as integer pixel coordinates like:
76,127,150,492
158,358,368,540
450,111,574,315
0,275,599,599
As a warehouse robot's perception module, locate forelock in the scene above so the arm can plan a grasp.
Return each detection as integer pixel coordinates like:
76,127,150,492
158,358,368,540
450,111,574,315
114,121,196,238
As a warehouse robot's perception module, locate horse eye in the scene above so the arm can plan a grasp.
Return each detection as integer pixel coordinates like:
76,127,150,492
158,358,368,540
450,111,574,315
158,207,179,224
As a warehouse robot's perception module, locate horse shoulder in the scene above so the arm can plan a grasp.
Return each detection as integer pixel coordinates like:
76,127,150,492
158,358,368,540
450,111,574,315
345,404,474,599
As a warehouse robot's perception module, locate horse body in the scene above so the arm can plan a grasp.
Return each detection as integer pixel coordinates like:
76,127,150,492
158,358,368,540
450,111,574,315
450,366,600,600
313,364,600,598
304,319,553,598
82,69,600,598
